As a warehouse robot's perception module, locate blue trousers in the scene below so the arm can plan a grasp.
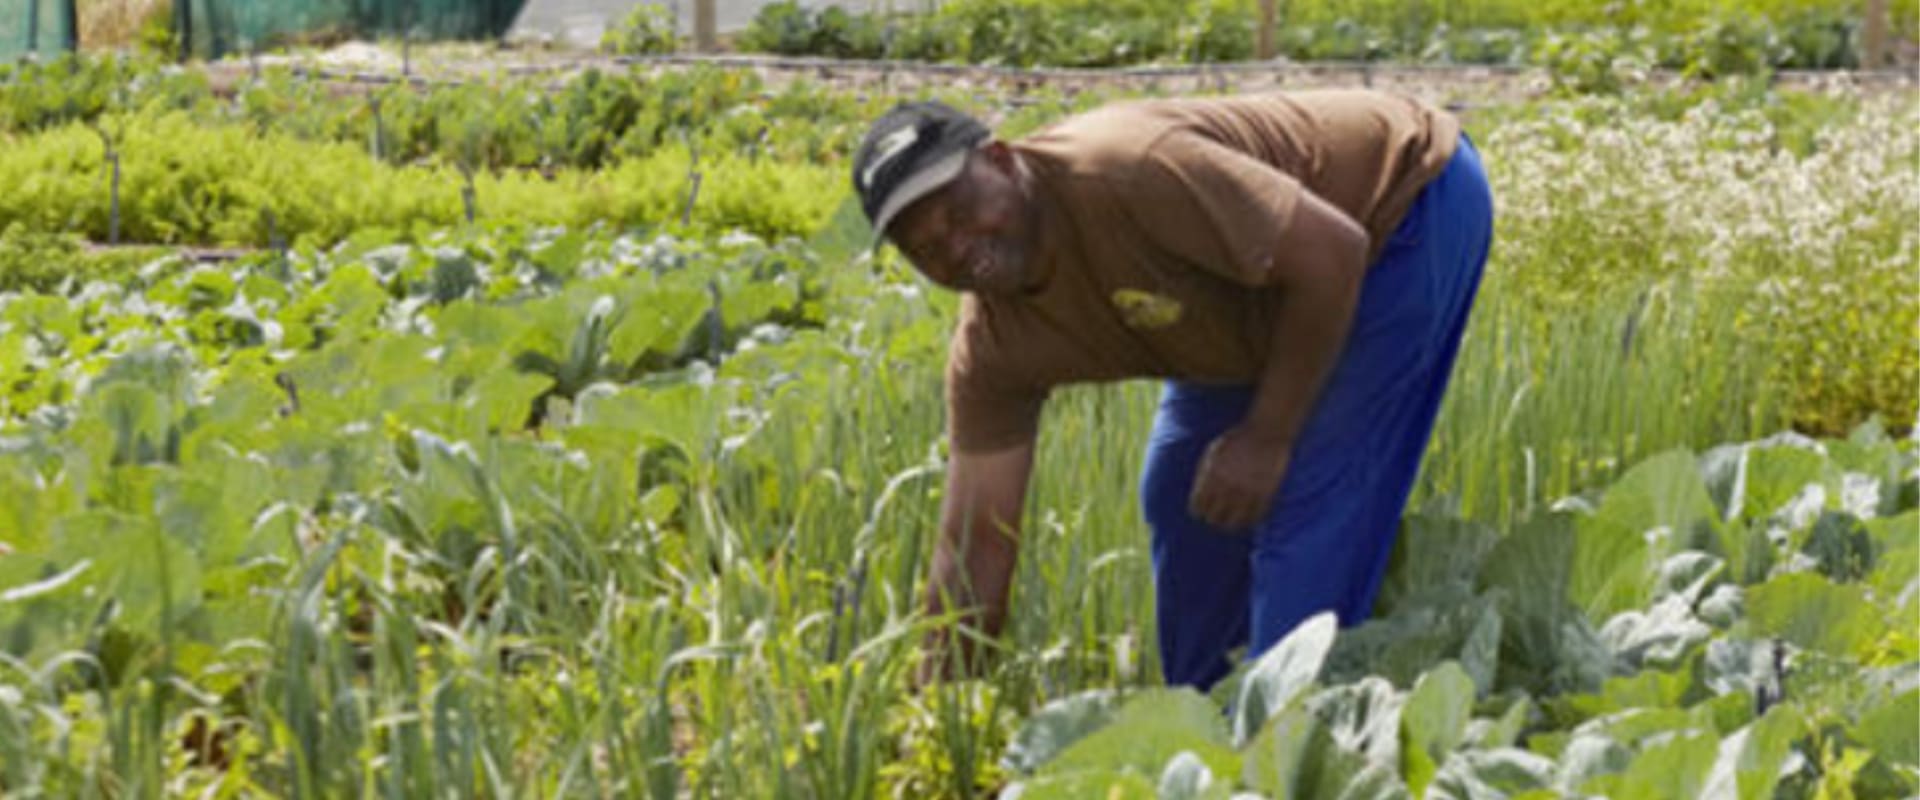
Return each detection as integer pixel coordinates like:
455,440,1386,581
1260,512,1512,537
1141,134,1494,690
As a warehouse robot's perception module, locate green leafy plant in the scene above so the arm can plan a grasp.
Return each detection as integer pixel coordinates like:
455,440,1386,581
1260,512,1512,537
601,2,680,56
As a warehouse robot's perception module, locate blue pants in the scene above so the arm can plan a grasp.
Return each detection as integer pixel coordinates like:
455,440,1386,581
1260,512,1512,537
1141,134,1494,690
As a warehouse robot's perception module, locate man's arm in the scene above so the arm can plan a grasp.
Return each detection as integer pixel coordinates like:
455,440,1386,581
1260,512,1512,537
921,438,1036,682
1188,190,1369,529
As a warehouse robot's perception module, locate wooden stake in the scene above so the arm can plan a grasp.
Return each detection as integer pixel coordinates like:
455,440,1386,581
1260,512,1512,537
695,0,717,53
1257,0,1276,60
1864,0,1890,69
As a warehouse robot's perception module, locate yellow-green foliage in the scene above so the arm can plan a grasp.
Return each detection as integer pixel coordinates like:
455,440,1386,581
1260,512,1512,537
1484,90,1918,435
1281,0,1906,30
0,112,843,246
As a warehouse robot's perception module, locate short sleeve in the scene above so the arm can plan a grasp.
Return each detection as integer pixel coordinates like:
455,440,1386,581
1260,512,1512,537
1126,130,1304,287
945,309,1049,454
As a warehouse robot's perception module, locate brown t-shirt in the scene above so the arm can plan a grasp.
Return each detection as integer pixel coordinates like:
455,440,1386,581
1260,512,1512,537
946,89,1461,453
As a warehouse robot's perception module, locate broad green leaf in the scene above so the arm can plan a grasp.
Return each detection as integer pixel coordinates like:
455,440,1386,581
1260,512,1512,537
1594,729,1718,800
425,247,481,303
1864,511,1919,557
805,193,873,269
1327,591,1501,693
1689,690,1757,737
4,294,83,344
1702,639,1772,698
718,276,799,331
82,381,172,467
1480,512,1576,607
1598,594,1712,669
1699,444,1748,523
1745,572,1884,659
1003,770,1156,800
573,381,714,454
431,301,533,357
1402,661,1477,796
464,368,553,432
1242,704,1322,796
1479,512,1615,695
1575,449,1717,621
1864,512,1916,604
180,368,282,456
1427,748,1557,800
1742,441,1829,523
1855,690,1918,769
1698,584,1745,629
314,262,390,336
1578,707,1696,749
1459,599,1503,695
1314,753,1409,800
607,284,706,365
1800,511,1875,583
1604,449,1720,541
1834,423,1917,518
1242,700,1409,800
1722,523,1774,586
53,511,203,633
1375,515,1499,616
1651,551,1724,602
1559,665,1698,731
1233,612,1338,746
1002,689,1118,775
1699,704,1801,800
154,470,250,566
1475,696,1535,750
1045,689,1235,781
1552,733,1632,794
1156,751,1225,800
0,460,52,550
1311,677,1405,766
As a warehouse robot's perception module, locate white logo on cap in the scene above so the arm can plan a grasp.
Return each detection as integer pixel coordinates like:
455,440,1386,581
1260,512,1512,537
861,126,919,191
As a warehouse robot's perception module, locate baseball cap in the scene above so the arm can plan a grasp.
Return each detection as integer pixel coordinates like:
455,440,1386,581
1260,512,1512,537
851,100,991,245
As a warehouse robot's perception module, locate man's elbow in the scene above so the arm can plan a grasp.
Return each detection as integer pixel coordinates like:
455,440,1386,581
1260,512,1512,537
1267,196,1370,289
1324,210,1370,275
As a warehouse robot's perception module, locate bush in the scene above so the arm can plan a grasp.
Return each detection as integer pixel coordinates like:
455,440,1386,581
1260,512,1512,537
1675,13,1790,80
723,0,1890,79
740,0,817,55
741,1,889,59
600,2,680,56
0,224,171,293
1536,27,1659,96
0,112,845,248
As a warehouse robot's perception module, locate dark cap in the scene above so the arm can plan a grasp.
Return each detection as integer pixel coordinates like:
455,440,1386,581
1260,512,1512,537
851,100,991,242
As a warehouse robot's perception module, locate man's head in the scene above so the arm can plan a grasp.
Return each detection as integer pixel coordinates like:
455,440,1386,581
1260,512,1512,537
852,101,1044,295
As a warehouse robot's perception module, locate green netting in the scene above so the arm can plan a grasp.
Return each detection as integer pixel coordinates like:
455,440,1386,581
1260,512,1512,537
0,0,77,61
178,0,529,58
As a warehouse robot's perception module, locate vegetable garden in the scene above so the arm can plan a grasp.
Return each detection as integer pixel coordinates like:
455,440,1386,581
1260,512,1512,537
0,29,1914,800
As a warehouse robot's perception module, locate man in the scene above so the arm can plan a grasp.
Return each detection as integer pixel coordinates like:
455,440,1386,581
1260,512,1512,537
852,89,1493,690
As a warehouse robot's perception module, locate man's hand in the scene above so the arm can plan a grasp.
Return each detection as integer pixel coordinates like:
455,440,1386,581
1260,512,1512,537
1195,182,1366,533
1190,426,1294,531
917,439,1037,687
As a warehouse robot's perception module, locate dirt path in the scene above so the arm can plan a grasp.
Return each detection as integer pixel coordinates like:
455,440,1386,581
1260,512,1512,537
203,46,1917,112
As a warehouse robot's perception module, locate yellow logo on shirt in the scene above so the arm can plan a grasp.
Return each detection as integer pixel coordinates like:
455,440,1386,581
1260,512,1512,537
1111,289,1183,330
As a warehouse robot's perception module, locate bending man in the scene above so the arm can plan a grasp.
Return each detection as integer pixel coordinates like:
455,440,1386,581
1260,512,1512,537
851,90,1494,689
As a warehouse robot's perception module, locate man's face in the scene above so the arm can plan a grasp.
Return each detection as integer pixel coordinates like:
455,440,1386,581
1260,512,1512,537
887,143,1038,296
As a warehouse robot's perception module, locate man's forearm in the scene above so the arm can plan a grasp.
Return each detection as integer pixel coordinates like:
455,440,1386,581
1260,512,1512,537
921,501,1022,676
918,443,1036,681
925,516,1019,632
1244,260,1364,442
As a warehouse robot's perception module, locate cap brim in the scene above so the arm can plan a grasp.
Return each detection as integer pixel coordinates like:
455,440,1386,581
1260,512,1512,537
866,149,972,250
